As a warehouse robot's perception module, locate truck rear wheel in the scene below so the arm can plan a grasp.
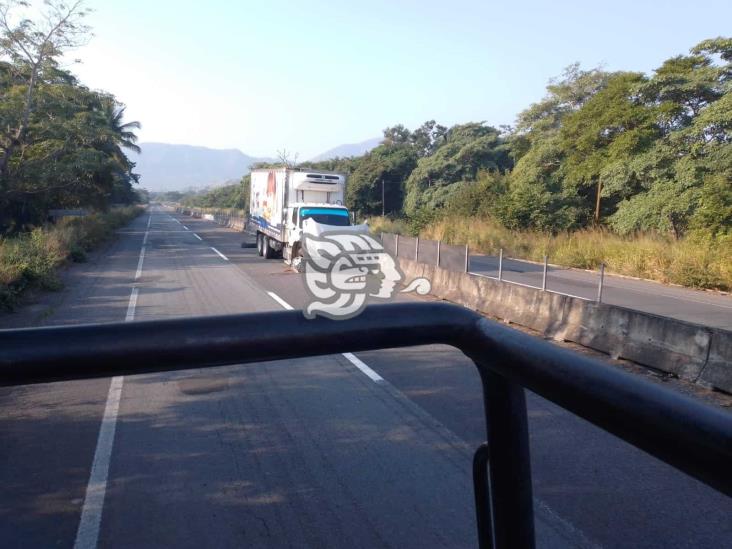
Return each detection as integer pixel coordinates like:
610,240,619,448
263,237,276,259
256,233,264,256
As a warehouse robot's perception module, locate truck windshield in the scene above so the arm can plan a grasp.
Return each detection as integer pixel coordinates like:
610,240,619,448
300,208,350,227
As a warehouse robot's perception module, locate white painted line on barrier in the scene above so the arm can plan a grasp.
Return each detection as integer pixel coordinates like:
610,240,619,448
266,291,384,383
193,233,202,241
210,247,229,261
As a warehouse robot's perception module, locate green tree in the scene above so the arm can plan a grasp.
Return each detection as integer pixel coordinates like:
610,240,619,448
0,0,90,180
609,38,732,236
346,144,417,216
560,72,659,225
403,122,511,215
0,1,141,231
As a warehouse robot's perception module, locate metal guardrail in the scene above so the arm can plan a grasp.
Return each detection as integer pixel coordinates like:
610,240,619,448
382,232,609,303
1,302,730,548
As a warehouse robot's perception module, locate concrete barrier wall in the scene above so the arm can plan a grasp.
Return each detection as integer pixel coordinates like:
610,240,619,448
398,257,732,394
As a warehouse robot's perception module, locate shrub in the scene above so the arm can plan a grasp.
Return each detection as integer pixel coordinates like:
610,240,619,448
0,206,143,309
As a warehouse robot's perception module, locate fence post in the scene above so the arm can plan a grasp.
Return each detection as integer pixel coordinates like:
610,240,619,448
542,256,548,291
436,240,441,267
465,244,470,273
395,234,399,257
597,263,605,303
498,249,503,281
415,237,420,262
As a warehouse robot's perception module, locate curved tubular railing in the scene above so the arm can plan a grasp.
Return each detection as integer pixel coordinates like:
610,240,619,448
1,302,730,548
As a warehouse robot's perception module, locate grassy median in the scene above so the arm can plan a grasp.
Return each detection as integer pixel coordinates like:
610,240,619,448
0,206,144,309
367,215,732,292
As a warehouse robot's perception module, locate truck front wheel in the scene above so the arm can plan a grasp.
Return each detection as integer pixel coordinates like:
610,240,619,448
291,245,305,273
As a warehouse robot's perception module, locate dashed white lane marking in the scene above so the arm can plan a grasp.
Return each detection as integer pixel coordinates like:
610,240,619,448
182,225,189,230
266,291,384,383
135,248,146,281
267,291,293,310
74,217,150,549
211,247,229,261
125,287,139,321
193,233,202,241
341,352,384,382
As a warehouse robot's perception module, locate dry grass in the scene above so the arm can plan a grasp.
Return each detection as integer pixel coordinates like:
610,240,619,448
0,206,144,308
366,216,410,236
370,215,732,291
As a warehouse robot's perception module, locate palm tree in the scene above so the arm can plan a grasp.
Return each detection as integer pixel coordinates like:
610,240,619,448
99,95,141,155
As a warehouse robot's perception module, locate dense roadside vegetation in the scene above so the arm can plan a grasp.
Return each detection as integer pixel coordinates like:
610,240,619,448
0,1,144,233
0,206,143,308
163,37,731,290
0,1,145,307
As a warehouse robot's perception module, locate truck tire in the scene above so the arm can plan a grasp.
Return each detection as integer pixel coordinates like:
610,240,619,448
256,233,264,256
291,246,306,273
263,237,275,259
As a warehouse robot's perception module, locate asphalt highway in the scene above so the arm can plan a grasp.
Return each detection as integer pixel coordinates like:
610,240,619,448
0,207,729,548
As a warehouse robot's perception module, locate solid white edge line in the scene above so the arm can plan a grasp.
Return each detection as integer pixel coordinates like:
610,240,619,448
193,233,202,241
210,247,228,261
76,284,139,547
73,375,124,549
266,291,384,382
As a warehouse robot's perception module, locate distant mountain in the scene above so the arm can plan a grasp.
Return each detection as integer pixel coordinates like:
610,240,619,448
129,143,272,192
309,137,381,162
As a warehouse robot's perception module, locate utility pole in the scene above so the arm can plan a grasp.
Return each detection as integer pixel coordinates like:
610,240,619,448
594,178,603,226
382,179,385,217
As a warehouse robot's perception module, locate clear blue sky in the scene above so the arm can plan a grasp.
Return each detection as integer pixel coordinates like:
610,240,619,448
69,0,731,159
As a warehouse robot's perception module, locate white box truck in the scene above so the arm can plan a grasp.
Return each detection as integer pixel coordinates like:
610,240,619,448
248,168,366,270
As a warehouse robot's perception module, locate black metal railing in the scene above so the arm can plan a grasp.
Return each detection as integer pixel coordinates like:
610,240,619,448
1,302,730,548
